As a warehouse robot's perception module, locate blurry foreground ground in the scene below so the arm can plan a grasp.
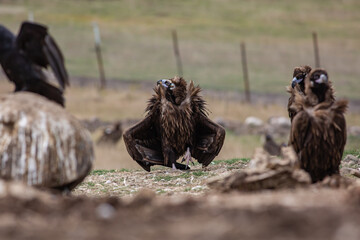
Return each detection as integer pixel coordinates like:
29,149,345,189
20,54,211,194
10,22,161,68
1,174,360,240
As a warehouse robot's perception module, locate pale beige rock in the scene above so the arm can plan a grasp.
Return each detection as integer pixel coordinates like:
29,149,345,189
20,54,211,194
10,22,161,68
208,147,311,192
0,92,94,189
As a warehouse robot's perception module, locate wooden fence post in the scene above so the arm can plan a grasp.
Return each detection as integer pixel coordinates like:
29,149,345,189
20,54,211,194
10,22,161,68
171,30,183,77
240,42,251,103
92,22,106,90
28,12,34,22
312,32,320,68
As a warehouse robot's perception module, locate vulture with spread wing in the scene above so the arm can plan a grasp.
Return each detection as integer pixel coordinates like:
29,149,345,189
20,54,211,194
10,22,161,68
123,77,226,172
289,69,347,182
0,21,69,106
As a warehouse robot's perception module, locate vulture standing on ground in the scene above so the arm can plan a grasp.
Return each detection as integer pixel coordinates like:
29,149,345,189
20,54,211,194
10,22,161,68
123,77,226,172
0,21,69,107
289,69,347,182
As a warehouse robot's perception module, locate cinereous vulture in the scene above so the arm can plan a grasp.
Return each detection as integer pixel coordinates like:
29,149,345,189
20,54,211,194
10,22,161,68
289,69,347,182
123,77,226,172
287,65,312,121
287,65,335,122
0,21,69,107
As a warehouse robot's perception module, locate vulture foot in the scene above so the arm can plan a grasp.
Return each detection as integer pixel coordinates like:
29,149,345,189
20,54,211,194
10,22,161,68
181,147,194,169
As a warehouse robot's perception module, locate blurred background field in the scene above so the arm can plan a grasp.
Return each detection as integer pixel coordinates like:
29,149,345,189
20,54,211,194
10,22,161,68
0,0,359,97
0,0,359,170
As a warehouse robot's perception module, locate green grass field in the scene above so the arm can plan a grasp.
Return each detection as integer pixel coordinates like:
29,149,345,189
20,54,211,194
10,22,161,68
1,0,359,98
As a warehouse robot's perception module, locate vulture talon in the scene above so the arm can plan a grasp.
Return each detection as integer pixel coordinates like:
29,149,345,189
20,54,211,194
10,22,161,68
183,147,194,169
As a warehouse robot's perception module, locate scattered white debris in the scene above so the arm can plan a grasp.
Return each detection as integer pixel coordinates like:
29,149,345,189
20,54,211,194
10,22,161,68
191,186,202,191
245,117,263,127
123,177,127,186
95,203,115,220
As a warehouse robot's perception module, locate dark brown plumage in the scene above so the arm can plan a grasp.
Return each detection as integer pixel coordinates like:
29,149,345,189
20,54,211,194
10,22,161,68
0,21,69,107
123,77,226,172
289,69,347,182
287,65,312,122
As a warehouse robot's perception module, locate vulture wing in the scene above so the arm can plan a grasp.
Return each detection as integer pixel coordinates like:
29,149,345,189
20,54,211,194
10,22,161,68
123,115,163,172
329,100,347,165
287,84,304,122
289,110,312,161
192,114,225,167
16,21,69,89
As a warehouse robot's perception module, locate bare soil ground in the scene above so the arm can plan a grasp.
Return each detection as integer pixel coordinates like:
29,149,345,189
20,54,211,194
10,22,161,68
1,180,360,240
1,158,360,240
74,159,250,197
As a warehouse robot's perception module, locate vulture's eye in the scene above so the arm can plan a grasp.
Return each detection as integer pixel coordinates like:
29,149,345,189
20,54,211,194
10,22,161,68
170,83,175,90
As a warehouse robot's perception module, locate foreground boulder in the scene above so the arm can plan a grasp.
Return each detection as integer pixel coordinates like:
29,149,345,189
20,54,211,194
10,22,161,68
0,93,94,190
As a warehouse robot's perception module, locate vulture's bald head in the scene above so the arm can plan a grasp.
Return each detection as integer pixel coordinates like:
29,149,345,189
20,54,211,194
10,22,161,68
305,68,331,104
157,77,187,105
308,69,328,88
291,65,312,90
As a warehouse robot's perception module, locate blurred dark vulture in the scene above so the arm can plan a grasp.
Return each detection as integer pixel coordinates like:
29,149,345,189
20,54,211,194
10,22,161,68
0,21,69,107
263,134,282,156
123,77,226,172
289,69,347,182
97,122,123,145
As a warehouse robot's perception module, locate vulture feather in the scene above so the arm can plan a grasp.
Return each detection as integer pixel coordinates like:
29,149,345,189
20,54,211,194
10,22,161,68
0,21,69,107
123,77,226,172
289,69,347,182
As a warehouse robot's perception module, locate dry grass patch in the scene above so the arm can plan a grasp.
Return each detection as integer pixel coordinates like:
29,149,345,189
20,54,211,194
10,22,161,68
74,158,250,197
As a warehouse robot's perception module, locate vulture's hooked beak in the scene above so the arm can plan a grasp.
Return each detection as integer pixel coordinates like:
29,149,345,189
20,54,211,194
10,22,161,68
315,74,328,84
291,76,304,88
157,79,175,90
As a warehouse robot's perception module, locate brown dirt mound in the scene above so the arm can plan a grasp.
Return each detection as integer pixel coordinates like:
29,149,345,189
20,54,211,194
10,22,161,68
1,179,360,240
